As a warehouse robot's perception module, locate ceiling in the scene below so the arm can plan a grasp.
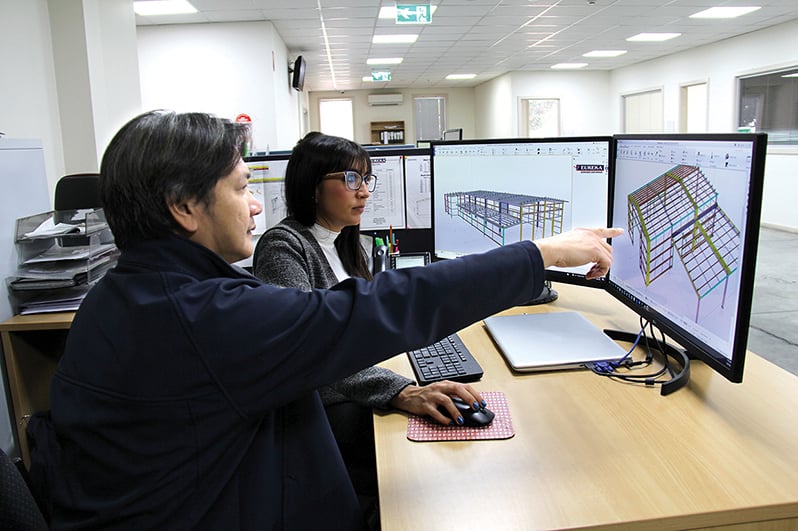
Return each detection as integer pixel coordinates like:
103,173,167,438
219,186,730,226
135,0,798,92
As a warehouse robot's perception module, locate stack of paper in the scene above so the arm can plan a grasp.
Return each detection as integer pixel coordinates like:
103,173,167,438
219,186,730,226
8,209,118,315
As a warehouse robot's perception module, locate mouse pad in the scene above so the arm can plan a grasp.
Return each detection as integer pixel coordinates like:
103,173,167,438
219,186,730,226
406,391,515,442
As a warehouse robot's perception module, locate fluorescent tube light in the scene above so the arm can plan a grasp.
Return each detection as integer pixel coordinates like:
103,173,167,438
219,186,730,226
373,34,419,44
583,50,627,58
133,0,197,16
627,33,681,42
446,74,476,80
367,58,404,65
690,7,761,19
551,63,588,70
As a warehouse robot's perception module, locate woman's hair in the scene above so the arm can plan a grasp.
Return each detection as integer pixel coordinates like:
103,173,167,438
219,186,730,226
284,132,373,280
99,110,250,249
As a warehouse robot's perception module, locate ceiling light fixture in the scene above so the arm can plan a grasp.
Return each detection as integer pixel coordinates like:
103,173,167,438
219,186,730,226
133,0,197,16
782,72,798,78
317,0,337,90
373,34,419,44
367,58,404,65
627,33,681,42
583,50,627,58
551,63,588,70
446,74,476,80
690,6,761,19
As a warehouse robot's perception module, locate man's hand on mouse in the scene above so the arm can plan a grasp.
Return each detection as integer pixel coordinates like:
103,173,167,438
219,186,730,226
390,380,486,426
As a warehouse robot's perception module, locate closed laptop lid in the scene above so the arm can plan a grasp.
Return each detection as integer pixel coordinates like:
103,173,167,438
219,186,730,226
484,311,627,372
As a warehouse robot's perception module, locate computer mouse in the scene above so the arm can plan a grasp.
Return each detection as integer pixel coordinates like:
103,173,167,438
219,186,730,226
437,396,495,427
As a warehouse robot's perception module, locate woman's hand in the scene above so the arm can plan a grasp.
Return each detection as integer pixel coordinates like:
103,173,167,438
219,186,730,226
390,381,486,425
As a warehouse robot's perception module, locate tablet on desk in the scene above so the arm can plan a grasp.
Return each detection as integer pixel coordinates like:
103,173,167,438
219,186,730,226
484,311,627,372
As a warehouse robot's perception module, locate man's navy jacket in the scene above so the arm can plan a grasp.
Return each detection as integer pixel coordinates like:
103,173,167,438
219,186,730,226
41,234,543,529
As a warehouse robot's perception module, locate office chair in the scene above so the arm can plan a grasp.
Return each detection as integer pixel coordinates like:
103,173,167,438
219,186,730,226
53,173,102,244
0,448,48,531
54,173,101,214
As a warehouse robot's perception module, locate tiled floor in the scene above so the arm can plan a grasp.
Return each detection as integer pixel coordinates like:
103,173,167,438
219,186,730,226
748,226,798,376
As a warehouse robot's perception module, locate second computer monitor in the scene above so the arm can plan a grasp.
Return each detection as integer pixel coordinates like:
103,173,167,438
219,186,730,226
430,137,611,285
607,133,767,383
441,128,463,141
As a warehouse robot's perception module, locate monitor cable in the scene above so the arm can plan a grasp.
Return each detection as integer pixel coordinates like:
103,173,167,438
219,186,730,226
589,317,690,396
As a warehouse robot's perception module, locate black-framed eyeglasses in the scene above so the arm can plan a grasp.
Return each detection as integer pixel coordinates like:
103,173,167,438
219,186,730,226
321,171,378,192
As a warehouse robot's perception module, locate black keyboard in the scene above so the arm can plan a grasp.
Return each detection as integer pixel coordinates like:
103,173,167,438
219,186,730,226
407,334,484,386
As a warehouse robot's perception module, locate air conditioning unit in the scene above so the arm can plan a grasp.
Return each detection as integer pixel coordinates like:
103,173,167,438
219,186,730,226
367,93,404,106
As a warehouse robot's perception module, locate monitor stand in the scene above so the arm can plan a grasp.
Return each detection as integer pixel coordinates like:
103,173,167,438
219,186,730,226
522,280,558,306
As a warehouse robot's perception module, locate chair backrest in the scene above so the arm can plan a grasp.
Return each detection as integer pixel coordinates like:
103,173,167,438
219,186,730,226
54,173,101,212
0,448,48,530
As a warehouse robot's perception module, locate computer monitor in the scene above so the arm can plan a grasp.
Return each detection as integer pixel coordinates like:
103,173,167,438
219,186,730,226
430,136,611,287
244,153,292,235
361,147,420,231
607,133,767,384
441,128,463,141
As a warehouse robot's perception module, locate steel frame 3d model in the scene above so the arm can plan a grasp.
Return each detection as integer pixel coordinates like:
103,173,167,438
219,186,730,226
444,190,566,246
627,165,741,322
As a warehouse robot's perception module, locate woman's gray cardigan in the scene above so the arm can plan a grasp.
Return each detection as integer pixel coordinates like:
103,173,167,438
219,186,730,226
252,217,414,408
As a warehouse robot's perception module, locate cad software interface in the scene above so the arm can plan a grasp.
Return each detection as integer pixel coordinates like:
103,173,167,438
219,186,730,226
432,139,610,278
609,138,757,365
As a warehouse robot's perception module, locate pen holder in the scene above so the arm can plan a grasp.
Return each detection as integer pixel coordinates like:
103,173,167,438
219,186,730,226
373,244,389,274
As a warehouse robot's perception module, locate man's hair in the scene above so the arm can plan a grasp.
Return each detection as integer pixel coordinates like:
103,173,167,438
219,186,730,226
284,132,373,280
99,110,249,249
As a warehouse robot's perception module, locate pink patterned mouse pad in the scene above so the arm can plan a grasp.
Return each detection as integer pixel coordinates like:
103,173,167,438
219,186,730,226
406,391,515,442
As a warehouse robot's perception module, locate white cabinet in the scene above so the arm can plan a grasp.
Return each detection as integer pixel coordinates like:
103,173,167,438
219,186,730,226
0,139,51,456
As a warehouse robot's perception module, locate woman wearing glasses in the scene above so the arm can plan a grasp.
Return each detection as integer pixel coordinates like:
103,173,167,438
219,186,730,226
252,132,485,528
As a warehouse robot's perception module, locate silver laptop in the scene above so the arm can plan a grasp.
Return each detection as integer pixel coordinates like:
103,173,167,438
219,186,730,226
483,311,627,372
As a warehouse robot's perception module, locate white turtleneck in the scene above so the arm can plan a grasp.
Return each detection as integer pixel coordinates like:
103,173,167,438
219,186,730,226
310,223,349,282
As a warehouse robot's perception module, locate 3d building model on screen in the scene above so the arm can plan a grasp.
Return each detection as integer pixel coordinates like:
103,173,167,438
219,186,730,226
627,164,741,322
444,190,566,246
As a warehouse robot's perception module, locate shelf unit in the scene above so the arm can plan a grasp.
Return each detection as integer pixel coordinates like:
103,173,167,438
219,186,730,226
370,121,405,144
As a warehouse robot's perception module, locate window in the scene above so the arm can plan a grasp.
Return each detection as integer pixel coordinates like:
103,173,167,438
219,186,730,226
623,90,663,133
738,67,798,144
319,99,354,140
415,96,446,141
521,98,560,137
680,82,708,133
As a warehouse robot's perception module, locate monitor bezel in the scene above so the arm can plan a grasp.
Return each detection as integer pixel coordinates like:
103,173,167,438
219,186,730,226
606,132,767,383
429,136,613,288
243,151,293,164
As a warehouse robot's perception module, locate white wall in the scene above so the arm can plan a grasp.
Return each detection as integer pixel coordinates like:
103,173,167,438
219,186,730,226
49,0,142,175
610,18,798,229
475,71,612,138
83,0,142,165
473,74,514,138
308,87,475,145
0,0,64,201
137,21,301,152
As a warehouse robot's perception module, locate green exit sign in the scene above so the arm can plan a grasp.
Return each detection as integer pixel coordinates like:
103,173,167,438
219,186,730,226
372,71,392,81
396,4,431,24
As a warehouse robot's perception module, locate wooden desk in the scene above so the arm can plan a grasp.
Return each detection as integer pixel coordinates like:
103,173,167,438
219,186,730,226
0,312,74,464
375,284,798,530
